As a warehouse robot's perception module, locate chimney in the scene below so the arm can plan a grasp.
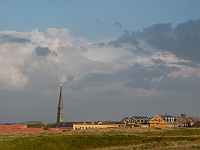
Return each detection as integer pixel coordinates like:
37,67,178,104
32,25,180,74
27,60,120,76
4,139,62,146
181,114,186,118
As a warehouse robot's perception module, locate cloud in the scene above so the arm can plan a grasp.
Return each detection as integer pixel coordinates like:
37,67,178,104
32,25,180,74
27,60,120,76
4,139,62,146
0,24,199,122
146,19,200,62
0,28,121,90
0,29,85,89
122,62,179,89
83,44,133,63
35,47,50,56
110,19,200,62
0,33,34,89
143,23,172,34
171,19,200,61
0,34,30,43
70,73,114,90
114,22,122,29
154,76,200,92
0,25,198,92
171,61,199,68
109,31,140,47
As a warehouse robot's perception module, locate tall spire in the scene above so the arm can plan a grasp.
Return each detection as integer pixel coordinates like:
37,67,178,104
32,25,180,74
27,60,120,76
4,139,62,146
57,84,64,123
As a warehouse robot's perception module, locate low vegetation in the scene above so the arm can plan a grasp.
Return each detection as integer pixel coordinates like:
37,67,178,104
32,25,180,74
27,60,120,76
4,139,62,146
0,127,200,149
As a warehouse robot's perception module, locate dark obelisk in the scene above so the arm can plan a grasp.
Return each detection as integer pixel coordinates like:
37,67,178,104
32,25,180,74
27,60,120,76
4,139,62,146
57,84,64,123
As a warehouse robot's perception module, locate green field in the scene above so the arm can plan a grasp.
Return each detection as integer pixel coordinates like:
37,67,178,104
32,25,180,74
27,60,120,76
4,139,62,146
1,127,200,150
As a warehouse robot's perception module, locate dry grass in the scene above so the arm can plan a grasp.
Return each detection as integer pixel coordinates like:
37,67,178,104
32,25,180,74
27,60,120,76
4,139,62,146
0,127,200,149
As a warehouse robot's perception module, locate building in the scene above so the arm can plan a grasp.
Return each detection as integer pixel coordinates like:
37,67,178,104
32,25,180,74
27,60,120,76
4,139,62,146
149,115,178,127
56,122,75,130
57,84,64,123
121,116,151,127
176,116,188,127
55,121,126,130
0,124,67,133
176,114,200,127
56,121,125,130
23,121,46,127
192,121,200,128
73,122,125,130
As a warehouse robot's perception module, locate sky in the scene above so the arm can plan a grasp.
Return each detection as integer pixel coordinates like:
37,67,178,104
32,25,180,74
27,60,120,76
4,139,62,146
0,0,200,123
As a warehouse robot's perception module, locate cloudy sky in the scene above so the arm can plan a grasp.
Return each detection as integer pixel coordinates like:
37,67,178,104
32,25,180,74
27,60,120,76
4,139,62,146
0,0,200,123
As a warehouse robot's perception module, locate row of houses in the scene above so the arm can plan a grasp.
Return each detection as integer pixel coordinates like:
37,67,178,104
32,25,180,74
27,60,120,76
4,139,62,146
1,113,200,132
121,114,200,127
55,113,200,130
0,121,125,132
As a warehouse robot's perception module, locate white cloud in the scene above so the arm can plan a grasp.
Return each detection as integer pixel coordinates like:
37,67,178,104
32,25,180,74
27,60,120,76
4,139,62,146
0,28,124,89
0,41,34,89
0,28,199,94
83,44,132,63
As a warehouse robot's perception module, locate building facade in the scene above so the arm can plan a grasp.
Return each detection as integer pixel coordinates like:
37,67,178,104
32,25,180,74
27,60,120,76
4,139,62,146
122,116,151,127
150,115,178,127
73,122,125,130
177,114,200,127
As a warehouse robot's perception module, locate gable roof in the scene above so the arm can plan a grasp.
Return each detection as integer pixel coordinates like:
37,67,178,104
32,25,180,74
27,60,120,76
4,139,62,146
192,121,200,127
176,116,188,123
132,116,151,119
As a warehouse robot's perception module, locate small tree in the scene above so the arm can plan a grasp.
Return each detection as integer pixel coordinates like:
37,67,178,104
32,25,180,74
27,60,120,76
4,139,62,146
43,125,49,130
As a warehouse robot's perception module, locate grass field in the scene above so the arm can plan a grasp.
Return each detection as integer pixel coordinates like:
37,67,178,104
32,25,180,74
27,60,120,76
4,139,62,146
1,127,200,149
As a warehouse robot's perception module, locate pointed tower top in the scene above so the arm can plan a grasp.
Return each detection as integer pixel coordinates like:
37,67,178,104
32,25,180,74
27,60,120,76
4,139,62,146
57,84,64,124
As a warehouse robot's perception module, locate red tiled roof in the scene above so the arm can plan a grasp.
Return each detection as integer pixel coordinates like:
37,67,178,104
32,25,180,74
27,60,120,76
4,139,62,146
0,125,73,133
0,125,27,129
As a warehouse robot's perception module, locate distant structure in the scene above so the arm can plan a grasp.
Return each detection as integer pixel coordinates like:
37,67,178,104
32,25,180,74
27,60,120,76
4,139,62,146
57,84,64,123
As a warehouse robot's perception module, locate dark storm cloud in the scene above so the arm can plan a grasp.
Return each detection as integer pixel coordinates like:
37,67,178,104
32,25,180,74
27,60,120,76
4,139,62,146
110,19,200,62
147,19,200,62
35,47,50,56
72,63,179,90
121,61,199,92
123,63,178,89
143,23,172,34
174,19,200,61
109,31,140,47
109,23,172,53
0,34,30,43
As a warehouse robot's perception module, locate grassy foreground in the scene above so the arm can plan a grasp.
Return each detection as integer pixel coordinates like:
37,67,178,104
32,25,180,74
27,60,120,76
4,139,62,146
1,127,200,149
